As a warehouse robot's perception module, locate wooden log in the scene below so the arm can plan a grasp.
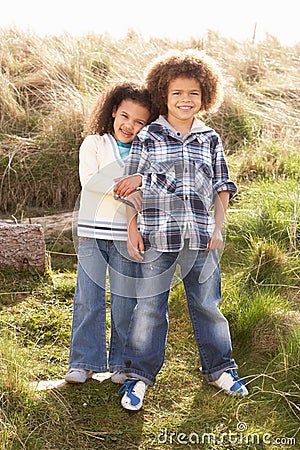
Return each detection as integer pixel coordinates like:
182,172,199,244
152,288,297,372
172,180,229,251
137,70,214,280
0,224,46,273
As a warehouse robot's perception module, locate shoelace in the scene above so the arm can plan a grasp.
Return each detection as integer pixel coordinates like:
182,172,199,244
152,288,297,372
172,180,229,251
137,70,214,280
227,369,246,393
118,380,141,406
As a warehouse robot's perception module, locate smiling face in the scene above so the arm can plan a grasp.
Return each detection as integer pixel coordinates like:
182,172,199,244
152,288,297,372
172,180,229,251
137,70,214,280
166,77,202,132
112,98,150,144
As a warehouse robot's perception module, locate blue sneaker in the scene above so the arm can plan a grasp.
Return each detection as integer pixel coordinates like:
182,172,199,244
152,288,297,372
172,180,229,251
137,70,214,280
209,369,248,396
118,379,147,411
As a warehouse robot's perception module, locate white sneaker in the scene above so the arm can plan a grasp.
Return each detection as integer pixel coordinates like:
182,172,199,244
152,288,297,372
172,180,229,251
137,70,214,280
118,379,147,411
110,371,127,384
209,369,248,396
65,368,93,384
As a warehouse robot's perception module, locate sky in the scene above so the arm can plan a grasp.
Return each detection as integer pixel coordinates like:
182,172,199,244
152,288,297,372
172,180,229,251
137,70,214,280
1,0,299,46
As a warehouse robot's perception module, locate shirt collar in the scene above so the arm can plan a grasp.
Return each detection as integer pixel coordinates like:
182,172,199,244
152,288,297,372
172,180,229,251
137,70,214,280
155,115,212,135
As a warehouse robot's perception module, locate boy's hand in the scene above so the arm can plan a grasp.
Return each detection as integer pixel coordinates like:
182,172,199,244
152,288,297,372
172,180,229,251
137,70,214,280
114,174,142,197
205,228,223,252
127,228,144,261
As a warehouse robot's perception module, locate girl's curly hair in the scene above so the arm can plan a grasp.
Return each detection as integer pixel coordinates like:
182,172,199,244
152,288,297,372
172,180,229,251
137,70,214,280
145,49,224,116
83,81,156,137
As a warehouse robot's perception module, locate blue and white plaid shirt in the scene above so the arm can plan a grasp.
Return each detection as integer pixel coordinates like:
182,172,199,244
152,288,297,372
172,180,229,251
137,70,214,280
124,116,237,252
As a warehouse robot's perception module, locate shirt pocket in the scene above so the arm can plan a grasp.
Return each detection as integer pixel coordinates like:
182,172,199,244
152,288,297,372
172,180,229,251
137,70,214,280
194,162,214,198
148,161,177,194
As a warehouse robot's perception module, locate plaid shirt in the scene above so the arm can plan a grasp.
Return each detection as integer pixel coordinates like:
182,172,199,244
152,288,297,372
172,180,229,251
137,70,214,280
124,116,237,251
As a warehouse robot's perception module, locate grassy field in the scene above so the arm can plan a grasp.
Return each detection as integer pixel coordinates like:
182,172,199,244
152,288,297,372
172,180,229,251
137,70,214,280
0,28,299,449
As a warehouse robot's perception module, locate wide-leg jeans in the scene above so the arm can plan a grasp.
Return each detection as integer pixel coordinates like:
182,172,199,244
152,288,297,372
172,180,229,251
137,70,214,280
68,238,138,373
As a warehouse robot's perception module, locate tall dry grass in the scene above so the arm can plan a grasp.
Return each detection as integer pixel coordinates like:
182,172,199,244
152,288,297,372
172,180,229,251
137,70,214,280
0,27,299,214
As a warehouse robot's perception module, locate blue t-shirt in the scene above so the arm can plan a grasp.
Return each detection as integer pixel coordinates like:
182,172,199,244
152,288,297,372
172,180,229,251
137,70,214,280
117,141,131,159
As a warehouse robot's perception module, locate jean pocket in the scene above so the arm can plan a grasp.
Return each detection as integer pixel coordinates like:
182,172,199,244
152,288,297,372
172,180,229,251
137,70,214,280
78,238,96,258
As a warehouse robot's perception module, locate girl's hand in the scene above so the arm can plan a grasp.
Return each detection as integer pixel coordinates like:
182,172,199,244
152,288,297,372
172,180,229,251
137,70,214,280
114,174,142,197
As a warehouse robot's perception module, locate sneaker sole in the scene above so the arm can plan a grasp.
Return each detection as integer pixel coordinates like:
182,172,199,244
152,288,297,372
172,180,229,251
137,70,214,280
65,377,86,384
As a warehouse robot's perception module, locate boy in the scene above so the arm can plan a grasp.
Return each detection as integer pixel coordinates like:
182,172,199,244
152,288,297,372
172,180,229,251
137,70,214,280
114,50,248,411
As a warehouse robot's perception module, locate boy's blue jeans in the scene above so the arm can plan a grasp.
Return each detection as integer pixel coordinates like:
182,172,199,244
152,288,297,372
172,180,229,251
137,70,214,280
121,243,237,385
68,238,138,373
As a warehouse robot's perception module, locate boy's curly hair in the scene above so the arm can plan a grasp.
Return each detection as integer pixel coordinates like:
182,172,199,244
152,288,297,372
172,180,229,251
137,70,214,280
145,49,224,116
84,81,156,137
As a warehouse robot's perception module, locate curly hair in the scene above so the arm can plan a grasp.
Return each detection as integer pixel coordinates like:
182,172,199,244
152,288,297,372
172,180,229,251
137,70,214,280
83,81,156,136
145,49,224,116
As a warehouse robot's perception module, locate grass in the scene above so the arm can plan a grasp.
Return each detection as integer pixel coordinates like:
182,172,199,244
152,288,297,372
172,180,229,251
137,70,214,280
0,292,299,449
0,182,299,448
0,27,299,449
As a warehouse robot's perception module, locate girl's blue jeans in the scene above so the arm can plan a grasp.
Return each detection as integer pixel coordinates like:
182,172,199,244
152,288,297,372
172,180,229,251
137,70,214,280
68,238,138,373
120,243,237,385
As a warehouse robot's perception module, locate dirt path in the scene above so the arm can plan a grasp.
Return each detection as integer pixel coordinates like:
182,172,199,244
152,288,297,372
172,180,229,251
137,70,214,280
0,211,75,237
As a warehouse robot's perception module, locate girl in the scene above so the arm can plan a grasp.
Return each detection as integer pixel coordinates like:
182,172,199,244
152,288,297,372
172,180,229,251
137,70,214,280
65,82,155,383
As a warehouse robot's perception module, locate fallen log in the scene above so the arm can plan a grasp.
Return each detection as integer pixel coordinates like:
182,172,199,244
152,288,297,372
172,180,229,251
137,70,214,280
0,224,46,273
